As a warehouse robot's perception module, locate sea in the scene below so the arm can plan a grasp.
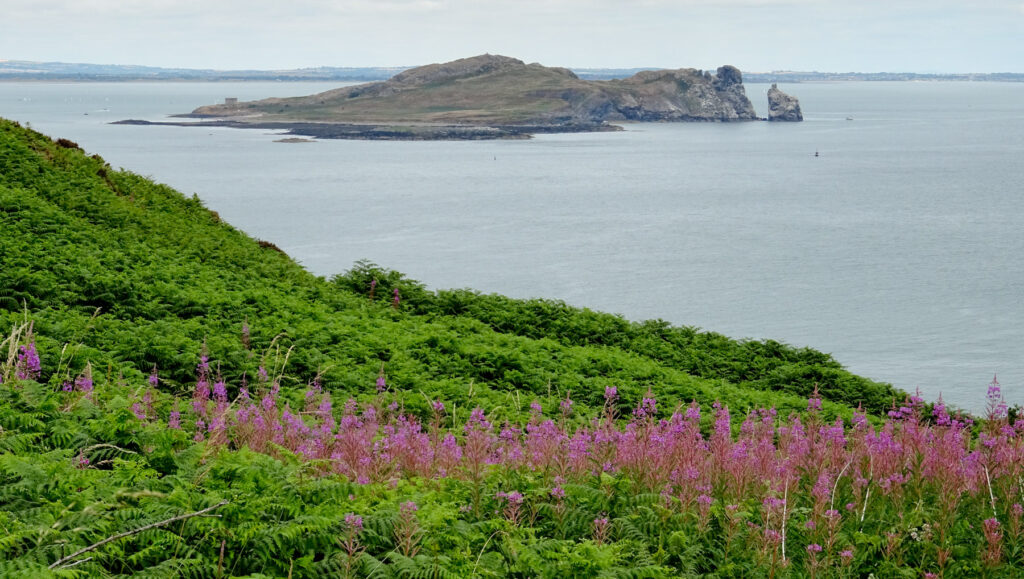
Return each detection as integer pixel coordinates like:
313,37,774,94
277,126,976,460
2,80,1022,413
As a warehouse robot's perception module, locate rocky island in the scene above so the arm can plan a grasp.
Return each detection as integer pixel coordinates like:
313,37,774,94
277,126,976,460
767,83,803,121
117,54,802,139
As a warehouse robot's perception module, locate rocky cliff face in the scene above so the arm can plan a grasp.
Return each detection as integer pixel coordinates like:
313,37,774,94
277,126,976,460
767,84,803,122
594,65,758,122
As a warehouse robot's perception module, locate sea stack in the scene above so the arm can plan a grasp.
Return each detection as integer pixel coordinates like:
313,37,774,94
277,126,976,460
767,84,803,121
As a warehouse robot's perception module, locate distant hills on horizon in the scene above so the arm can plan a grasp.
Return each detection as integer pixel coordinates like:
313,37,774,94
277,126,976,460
1,59,1022,83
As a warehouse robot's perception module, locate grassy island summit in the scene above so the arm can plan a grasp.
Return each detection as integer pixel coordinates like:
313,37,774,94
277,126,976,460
4,119,1021,577
118,54,773,140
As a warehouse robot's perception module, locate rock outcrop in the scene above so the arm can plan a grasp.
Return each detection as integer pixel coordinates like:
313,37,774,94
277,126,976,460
596,65,758,122
767,84,803,122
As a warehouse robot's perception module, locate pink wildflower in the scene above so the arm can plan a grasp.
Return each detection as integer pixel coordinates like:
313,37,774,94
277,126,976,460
16,341,41,381
344,513,364,533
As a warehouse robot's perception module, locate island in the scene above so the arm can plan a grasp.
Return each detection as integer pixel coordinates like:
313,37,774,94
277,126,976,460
767,83,803,121
115,54,802,140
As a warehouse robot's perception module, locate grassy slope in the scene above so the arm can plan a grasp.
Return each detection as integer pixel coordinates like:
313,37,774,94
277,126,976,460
0,117,904,421
210,65,587,125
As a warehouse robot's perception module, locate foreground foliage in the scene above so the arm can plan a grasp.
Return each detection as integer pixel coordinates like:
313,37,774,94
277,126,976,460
1,336,1022,577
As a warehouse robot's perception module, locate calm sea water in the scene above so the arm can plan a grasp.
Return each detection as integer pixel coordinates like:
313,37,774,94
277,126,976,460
2,80,1022,412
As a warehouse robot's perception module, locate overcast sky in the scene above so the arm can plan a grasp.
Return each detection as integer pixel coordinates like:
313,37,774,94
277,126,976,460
3,0,1022,72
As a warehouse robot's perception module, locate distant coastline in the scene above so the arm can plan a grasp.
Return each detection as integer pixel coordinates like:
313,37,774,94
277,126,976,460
1,60,1021,83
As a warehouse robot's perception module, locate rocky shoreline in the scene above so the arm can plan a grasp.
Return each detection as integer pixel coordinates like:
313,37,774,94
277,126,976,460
111,118,623,140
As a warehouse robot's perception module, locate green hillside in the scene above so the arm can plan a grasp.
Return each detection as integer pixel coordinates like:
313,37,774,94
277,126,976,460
14,119,1019,579
0,117,900,420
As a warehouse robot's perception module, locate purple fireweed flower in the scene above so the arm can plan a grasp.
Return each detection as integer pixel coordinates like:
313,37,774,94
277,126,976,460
560,394,573,416
604,386,618,402
62,381,73,392
148,367,159,387
986,375,1007,420
908,389,924,409
496,491,524,505
344,513,364,532
16,342,41,381
807,543,823,554
634,395,657,418
851,407,868,430
805,520,816,530
465,407,492,432
75,372,93,395
982,518,1003,565
392,288,401,309
376,373,387,392
260,392,276,412
213,380,227,402
987,375,1002,400
840,550,854,562
697,494,713,506
75,451,90,469
257,366,268,383
984,518,1001,536
193,419,206,442
684,404,701,421
131,402,145,420
550,486,566,500
933,396,952,426
432,400,445,413
400,501,418,514
169,403,181,429
530,401,542,415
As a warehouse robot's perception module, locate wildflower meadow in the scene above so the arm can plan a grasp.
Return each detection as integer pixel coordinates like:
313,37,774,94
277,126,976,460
2,321,1022,577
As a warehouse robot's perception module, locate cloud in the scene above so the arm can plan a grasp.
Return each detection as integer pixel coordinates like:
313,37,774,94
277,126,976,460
3,0,1020,71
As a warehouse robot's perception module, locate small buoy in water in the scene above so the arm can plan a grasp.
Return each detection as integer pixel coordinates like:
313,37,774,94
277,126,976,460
814,151,819,157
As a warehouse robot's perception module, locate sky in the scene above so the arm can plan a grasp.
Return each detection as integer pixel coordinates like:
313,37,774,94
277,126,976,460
2,0,1022,73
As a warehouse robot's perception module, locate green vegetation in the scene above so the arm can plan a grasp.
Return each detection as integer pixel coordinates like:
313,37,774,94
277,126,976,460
13,118,1019,578
0,118,896,422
